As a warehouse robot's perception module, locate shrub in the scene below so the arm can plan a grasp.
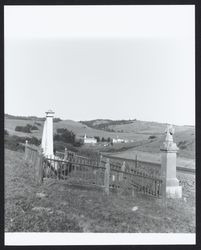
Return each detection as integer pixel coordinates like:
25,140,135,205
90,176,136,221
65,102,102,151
73,141,83,147
5,134,41,152
15,124,39,133
30,125,38,131
5,135,25,152
178,140,187,150
56,128,66,134
4,129,9,136
29,137,41,146
148,135,157,140
54,141,78,153
15,125,31,133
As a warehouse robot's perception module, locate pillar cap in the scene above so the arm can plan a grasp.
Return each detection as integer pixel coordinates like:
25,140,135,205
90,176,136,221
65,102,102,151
45,109,55,117
160,141,178,152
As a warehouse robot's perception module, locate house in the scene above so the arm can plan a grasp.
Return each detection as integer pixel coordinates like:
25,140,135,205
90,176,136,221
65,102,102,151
112,136,127,143
112,138,124,143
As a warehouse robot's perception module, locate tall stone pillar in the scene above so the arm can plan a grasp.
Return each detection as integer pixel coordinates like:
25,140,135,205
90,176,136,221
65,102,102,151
41,110,55,158
160,125,182,198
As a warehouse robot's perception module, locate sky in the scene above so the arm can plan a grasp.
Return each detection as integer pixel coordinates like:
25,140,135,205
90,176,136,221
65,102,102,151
4,5,195,125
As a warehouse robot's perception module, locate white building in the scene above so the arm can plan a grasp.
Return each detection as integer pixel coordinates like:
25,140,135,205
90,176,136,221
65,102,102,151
112,135,129,143
83,134,97,144
112,138,125,143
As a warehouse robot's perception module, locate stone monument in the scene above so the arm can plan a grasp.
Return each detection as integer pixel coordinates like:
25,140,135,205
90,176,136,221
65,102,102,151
160,124,182,198
41,110,55,158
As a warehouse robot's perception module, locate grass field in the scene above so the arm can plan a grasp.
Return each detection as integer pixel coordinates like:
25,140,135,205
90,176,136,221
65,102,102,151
104,149,195,170
5,149,195,233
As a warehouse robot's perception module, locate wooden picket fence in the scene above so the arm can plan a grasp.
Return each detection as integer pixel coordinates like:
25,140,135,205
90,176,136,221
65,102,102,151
24,144,164,199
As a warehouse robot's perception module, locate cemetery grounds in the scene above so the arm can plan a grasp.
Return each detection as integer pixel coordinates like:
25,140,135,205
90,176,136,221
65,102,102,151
5,148,195,233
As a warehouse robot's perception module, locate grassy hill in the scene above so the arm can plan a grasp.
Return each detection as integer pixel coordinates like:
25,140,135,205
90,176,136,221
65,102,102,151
5,149,195,232
5,115,195,160
80,119,136,132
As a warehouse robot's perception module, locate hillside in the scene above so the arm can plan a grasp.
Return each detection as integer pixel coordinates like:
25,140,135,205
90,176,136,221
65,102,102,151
79,119,136,132
5,149,195,233
4,115,195,160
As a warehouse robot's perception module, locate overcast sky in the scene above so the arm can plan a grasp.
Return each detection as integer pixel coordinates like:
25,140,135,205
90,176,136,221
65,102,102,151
4,5,195,125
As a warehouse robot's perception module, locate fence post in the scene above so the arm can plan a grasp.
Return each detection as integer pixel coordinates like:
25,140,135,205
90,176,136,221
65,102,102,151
161,174,167,207
119,161,126,181
104,158,110,195
36,148,44,184
99,153,103,167
24,140,28,161
64,148,68,161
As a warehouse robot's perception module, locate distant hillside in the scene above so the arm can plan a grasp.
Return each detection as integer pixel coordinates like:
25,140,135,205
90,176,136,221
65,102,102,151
5,114,62,122
79,119,136,132
79,119,193,134
4,115,195,159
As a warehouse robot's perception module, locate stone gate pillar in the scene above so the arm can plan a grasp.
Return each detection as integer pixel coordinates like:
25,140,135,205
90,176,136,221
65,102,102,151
160,125,182,198
41,110,55,158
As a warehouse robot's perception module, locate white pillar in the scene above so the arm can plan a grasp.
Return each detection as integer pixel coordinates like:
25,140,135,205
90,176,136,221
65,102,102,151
160,125,182,198
41,119,47,151
41,110,55,158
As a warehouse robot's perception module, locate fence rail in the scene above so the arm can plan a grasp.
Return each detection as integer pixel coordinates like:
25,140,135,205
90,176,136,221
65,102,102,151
25,145,164,198
43,156,105,187
100,156,163,197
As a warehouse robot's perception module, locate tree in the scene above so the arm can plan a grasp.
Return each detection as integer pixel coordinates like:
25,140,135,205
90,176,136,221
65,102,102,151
54,128,75,144
101,137,106,142
94,136,100,142
15,125,31,133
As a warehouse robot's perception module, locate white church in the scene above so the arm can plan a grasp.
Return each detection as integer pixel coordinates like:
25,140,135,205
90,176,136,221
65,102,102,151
82,134,97,144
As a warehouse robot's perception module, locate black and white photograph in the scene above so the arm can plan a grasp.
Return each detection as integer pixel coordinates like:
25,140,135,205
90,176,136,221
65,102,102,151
4,4,195,245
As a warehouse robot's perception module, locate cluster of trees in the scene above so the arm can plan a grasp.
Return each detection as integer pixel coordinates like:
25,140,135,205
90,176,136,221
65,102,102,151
5,132,41,152
94,136,112,143
54,128,76,144
15,124,39,133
